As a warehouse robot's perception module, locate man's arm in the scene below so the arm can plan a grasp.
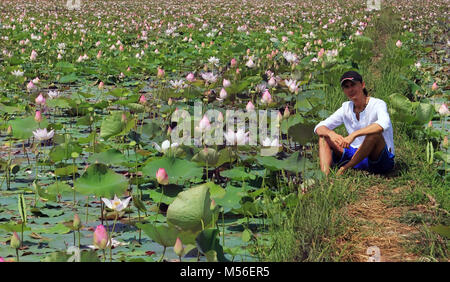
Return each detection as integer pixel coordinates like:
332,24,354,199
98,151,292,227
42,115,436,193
342,123,383,148
316,125,347,148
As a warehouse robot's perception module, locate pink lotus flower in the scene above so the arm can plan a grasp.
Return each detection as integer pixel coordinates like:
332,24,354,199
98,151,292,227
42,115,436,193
186,73,195,82
0,257,5,262
119,45,124,52
156,168,169,185
198,115,211,131
157,68,165,78
27,81,36,92
139,95,147,104
396,40,402,48
261,90,272,104
93,225,108,250
97,51,102,59
246,101,255,111
268,77,276,87
35,111,42,123
230,58,237,67
30,50,37,61
35,93,46,105
438,104,449,116
431,82,438,91
318,48,325,59
32,77,40,84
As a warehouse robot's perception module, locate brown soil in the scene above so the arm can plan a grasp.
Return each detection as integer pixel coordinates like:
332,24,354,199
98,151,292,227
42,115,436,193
336,184,422,262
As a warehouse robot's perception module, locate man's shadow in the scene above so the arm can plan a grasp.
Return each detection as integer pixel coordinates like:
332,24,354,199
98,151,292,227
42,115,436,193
384,158,409,178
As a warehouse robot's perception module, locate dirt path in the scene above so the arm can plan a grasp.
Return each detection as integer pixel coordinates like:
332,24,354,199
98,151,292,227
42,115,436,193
337,184,422,262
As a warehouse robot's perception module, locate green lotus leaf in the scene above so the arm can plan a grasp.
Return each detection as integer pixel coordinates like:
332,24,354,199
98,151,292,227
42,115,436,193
100,112,126,141
167,184,213,233
88,149,125,165
8,116,49,140
136,223,178,247
142,157,203,184
75,163,128,198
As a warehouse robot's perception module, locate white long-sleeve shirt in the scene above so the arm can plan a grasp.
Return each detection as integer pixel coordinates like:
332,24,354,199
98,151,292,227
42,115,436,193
314,97,395,155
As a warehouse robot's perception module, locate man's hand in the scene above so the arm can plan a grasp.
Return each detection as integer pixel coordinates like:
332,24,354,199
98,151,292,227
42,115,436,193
342,133,356,149
328,131,346,148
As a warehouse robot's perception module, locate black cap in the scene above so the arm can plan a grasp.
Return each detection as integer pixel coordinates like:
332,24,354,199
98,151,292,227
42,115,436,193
340,71,363,86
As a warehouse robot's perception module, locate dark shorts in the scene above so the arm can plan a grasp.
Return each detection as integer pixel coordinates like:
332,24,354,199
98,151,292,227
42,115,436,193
332,145,395,174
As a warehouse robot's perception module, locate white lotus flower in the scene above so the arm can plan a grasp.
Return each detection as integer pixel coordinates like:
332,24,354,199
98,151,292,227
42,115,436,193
224,128,249,146
169,79,186,89
283,51,298,64
245,58,255,68
102,195,132,212
153,140,179,153
47,90,59,99
285,79,300,93
208,56,220,66
11,70,24,77
201,72,218,84
33,128,55,141
261,137,280,147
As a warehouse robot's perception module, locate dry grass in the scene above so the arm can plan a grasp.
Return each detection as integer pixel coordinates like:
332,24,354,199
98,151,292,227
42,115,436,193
336,184,423,262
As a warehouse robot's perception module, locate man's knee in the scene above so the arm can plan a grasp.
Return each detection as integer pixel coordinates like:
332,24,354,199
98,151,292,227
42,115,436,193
364,132,383,142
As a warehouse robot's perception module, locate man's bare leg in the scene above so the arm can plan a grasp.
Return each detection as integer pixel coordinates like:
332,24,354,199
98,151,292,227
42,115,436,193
337,133,386,175
319,136,344,176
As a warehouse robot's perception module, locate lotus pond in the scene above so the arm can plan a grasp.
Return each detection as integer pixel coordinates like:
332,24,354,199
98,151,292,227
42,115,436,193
0,0,448,262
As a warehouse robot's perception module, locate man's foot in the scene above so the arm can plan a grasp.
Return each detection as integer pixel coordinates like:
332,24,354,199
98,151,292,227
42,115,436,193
336,166,347,176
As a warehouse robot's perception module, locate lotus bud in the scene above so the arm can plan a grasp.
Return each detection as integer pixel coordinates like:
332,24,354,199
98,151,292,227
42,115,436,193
121,113,127,123
396,40,402,48
210,199,217,210
98,81,104,89
431,82,438,91
219,88,227,100
35,110,42,123
223,79,231,88
27,81,35,92
93,225,108,250
284,106,290,119
73,214,81,230
173,237,184,257
230,58,237,67
217,111,224,122
156,168,169,185
157,67,165,78
438,104,449,116
0,257,5,262
167,126,172,136
7,125,12,135
168,98,173,106
443,136,448,148
261,90,272,104
246,101,255,111
428,121,433,128
268,77,276,87
35,93,46,105
10,232,20,249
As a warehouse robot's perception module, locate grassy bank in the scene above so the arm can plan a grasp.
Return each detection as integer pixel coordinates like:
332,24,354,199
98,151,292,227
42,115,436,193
258,7,449,262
